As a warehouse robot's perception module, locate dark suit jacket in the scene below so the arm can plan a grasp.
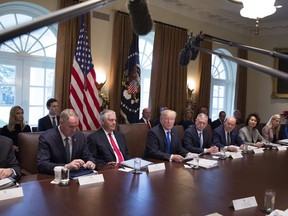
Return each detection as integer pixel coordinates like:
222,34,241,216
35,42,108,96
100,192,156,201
0,124,31,145
138,118,153,129
0,135,21,180
212,125,244,148
38,115,60,131
37,127,95,175
211,119,223,130
182,125,212,154
87,128,129,164
144,124,188,160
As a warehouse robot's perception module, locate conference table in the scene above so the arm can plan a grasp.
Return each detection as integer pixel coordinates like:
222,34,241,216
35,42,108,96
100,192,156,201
1,149,288,216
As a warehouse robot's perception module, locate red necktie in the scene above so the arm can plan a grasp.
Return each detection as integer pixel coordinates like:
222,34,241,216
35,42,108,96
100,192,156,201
147,120,151,129
108,133,124,163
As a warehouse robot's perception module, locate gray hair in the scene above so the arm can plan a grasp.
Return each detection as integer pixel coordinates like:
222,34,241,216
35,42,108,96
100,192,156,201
60,109,78,121
100,109,116,124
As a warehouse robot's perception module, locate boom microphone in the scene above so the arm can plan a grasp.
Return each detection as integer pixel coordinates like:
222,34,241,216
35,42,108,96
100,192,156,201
179,33,203,67
178,35,192,67
127,0,153,36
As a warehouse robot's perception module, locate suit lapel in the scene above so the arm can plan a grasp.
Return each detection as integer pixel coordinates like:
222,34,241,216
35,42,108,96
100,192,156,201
100,128,114,155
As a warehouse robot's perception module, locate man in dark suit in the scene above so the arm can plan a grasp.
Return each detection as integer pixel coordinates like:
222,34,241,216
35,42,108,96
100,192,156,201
0,135,21,180
144,109,189,162
213,116,244,152
38,98,60,131
211,111,226,130
138,108,152,129
182,113,218,154
198,106,212,126
37,109,95,175
87,110,129,165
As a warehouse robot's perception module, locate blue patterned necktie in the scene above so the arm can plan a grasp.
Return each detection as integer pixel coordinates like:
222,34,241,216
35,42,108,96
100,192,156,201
166,131,171,154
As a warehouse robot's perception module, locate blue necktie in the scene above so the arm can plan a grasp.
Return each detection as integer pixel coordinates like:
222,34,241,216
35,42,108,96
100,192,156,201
166,131,171,154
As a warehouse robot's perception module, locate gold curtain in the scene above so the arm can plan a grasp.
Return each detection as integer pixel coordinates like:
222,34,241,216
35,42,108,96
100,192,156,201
109,12,133,123
235,49,248,118
195,40,212,113
54,0,90,111
149,23,187,123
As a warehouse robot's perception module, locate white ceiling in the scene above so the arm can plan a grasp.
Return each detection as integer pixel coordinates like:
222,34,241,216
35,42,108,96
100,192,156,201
149,0,288,35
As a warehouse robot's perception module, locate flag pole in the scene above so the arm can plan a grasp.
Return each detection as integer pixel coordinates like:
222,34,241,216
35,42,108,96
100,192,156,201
0,0,116,43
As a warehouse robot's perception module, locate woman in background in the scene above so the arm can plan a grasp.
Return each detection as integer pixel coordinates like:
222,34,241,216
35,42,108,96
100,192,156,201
262,114,281,143
0,105,31,151
179,108,194,130
239,112,268,147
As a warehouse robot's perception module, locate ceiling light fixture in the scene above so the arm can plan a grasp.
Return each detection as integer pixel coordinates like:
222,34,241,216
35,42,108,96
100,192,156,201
240,0,276,19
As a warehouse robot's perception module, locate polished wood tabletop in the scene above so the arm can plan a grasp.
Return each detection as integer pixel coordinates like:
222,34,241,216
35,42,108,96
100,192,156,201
1,149,288,216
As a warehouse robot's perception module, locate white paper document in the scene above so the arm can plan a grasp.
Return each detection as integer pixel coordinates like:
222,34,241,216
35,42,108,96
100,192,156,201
277,139,288,145
187,158,218,169
232,196,258,211
183,152,201,161
121,158,153,169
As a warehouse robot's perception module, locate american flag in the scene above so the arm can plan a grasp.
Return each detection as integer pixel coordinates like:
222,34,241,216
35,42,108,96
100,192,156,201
69,19,101,130
128,79,139,94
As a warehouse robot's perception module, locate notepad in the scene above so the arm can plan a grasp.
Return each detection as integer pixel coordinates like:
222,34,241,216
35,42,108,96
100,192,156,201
70,167,95,179
0,177,16,190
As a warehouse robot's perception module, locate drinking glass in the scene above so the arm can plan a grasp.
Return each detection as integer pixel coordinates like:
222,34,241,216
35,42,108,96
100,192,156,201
263,189,276,214
192,155,199,169
133,157,142,174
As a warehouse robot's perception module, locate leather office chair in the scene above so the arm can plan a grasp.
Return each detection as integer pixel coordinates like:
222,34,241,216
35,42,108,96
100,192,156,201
17,130,96,175
174,125,184,139
18,132,43,175
118,123,149,158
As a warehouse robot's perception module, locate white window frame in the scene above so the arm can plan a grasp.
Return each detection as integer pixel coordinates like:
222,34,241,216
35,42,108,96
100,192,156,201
210,49,237,121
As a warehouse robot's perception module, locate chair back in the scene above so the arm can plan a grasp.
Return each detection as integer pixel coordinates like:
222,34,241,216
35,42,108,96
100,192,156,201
18,132,43,174
118,123,149,158
174,125,184,139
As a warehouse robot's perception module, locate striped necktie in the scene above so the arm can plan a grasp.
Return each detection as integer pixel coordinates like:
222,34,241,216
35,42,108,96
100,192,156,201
108,133,124,163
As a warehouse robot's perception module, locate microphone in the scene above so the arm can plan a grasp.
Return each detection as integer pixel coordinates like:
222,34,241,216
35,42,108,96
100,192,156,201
127,0,153,36
190,33,203,60
178,33,203,67
178,34,193,67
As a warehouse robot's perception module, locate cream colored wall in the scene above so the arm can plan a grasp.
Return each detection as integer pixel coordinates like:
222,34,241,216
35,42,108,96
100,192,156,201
247,35,288,122
2,0,286,123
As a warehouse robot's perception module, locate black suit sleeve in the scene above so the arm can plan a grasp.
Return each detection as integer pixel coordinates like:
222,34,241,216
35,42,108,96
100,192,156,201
145,130,171,161
182,128,204,154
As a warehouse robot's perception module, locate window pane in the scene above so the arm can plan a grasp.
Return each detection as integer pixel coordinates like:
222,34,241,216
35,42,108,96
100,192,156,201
0,106,11,127
0,2,57,127
15,14,32,24
0,14,16,28
30,87,44,105
45,87,53,100
46,69,55,86
0,86,15,105
0,64,16,84
30,67,44,86
219,86,225,97
29,106,44,125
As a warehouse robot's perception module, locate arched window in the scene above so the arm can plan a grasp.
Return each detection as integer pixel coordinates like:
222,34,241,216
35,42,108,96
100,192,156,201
139,32,155,115
0,2,57,127
210,49,237,121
